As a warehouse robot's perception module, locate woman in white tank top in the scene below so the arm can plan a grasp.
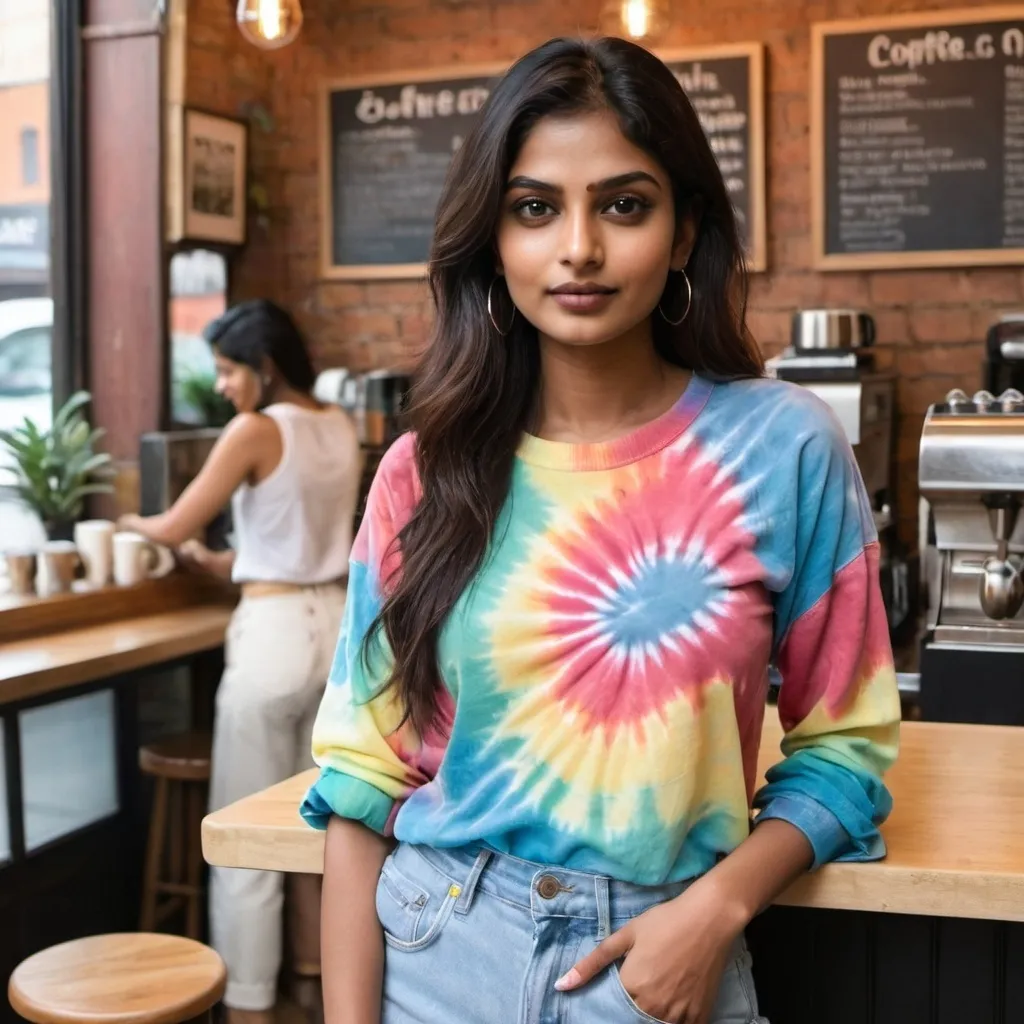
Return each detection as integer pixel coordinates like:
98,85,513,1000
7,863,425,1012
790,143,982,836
119,300,364,1024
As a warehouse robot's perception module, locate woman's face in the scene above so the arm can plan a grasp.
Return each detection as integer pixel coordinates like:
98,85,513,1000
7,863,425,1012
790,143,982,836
213,351,262,413
495,109,693,350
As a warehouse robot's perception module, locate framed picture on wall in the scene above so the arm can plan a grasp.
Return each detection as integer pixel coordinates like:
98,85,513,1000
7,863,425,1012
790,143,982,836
168,109,248,247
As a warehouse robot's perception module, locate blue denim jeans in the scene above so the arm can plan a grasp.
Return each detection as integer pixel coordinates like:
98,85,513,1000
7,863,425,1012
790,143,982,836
375,842,769,1023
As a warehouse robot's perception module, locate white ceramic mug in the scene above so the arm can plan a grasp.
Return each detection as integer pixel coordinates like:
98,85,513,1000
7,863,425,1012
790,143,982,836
112,531,175,587
74,519,116,589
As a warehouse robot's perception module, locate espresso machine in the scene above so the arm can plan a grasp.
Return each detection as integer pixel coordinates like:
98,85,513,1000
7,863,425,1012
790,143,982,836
767,310,909,635
313,367,411,447
983,315,1024,396
313,366,412,525
918,384,1024,724
139,428,232,549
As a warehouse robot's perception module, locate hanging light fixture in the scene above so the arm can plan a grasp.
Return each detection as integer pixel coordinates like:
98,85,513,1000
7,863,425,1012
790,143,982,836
236,0,304,50
598,0,671,44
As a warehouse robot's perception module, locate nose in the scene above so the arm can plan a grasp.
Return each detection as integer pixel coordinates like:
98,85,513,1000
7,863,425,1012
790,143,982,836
559,205,603,270
214,378,228,396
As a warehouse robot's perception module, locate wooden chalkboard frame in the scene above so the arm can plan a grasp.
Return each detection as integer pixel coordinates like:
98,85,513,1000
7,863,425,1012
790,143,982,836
811,5,1024,271
658,42,767,273
319,45,767,280
319,63,506,281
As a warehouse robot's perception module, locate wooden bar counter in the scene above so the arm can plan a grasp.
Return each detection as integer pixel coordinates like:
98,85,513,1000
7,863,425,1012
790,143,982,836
201,716,1024,923
0,604,233,704
0,573,235,705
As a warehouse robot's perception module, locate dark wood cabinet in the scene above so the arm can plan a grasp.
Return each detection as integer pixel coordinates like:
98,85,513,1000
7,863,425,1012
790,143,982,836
749,906,1024,1024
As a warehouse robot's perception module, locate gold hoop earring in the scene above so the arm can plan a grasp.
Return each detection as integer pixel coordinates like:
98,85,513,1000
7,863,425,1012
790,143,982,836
658,269,692,326
487,277,516,336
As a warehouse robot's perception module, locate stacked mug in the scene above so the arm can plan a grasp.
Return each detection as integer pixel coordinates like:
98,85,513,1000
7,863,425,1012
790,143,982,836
3,521,174,597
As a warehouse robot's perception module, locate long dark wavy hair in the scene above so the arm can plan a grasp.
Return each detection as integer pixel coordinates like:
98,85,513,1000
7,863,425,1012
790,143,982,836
369,36,764,736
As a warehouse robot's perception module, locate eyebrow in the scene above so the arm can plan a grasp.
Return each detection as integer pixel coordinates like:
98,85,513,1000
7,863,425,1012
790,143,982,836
505,171,661,193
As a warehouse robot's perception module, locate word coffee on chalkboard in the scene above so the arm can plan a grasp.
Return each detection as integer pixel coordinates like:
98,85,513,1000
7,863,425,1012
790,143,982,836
661,44,766,272
812,6,1024,270
320,47,766,280
320,66,503,279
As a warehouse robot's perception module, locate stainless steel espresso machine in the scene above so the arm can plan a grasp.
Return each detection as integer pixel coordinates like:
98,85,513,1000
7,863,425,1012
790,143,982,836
313,366,412,527
139,428,232,549
767,309,909,635
918,385,1024,724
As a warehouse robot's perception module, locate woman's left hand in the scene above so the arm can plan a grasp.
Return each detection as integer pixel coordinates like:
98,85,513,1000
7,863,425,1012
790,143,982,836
116,513,146,534
554,874,749,1024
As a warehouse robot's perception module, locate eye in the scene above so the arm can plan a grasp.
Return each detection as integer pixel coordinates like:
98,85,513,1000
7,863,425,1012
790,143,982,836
605,195,650,217
512,198,555,220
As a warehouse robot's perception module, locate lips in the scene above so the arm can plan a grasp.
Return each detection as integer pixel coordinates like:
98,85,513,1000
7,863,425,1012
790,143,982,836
548,282,617,313
549,282,616,295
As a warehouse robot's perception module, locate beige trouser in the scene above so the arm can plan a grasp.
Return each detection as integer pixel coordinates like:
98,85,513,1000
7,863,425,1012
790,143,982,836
209,583,346,1010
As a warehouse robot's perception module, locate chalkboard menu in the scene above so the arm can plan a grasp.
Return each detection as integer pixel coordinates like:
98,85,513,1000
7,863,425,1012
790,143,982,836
320,46,766,279
661,44,766,272
813,7,1024,269
319,65,503,279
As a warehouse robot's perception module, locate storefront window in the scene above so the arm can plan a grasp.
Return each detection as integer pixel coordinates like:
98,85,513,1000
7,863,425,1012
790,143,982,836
21,127,40,186
169,248,232,426
0,0,52,460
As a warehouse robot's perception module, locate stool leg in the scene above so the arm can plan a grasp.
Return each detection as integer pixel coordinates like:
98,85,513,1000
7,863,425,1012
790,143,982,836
185,780,205,940
170,781,185,887
140,775,169,932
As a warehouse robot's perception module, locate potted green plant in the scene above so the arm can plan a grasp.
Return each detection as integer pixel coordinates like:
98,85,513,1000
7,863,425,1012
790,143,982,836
0,390,115,541
174,367,235,427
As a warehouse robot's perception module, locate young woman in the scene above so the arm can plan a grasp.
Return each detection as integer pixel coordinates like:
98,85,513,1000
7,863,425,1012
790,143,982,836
120,299,363,1024
301,38,900,1024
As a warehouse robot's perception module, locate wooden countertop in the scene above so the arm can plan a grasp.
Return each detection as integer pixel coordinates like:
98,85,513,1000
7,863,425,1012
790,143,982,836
0,603,233,705
202,717,1024,923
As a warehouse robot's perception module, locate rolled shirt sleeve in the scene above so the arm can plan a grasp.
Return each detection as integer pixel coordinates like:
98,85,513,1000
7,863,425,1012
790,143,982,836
300,434,440,835
753,418,901,868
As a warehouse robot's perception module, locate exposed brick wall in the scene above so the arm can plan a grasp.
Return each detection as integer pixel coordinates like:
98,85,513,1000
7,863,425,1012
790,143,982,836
185,0,1023,546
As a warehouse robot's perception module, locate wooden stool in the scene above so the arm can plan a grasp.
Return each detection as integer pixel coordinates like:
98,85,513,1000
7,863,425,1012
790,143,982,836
8,933,226,1024
139,733,212,940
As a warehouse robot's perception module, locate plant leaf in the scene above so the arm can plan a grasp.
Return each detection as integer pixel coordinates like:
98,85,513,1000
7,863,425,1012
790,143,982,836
52,391,92,434
0,390,113,524
57,481,113,511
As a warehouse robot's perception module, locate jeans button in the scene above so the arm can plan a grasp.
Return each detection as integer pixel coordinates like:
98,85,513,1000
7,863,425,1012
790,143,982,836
537,874,561,900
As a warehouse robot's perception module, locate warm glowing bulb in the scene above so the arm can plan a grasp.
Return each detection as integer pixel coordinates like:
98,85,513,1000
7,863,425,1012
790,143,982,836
624,0,648,39
236,0,303,50
599,0,671,42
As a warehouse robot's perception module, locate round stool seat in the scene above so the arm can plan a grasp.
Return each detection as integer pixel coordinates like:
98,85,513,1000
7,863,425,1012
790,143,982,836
8,933,226,1024
139,732,212,782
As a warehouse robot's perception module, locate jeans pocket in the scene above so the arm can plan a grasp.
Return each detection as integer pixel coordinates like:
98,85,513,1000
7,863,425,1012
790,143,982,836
608,964,673,1024
607,943,769,1024
375,853,459,952
726,945,770,1024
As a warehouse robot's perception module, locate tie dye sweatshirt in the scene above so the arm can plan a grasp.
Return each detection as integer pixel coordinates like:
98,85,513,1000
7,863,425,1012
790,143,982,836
300,373,901,885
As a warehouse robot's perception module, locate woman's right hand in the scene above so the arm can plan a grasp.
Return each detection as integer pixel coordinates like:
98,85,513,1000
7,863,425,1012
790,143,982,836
176,539,236,579
177,538,213,568
177,536,219,577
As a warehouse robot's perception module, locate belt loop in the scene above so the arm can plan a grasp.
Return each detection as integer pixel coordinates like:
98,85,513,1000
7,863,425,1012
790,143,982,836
454,848,492,917
595,876,610,940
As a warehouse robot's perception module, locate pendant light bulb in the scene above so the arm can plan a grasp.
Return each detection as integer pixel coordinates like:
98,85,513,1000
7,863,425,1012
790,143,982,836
236,0,304,50
598,0,671,44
